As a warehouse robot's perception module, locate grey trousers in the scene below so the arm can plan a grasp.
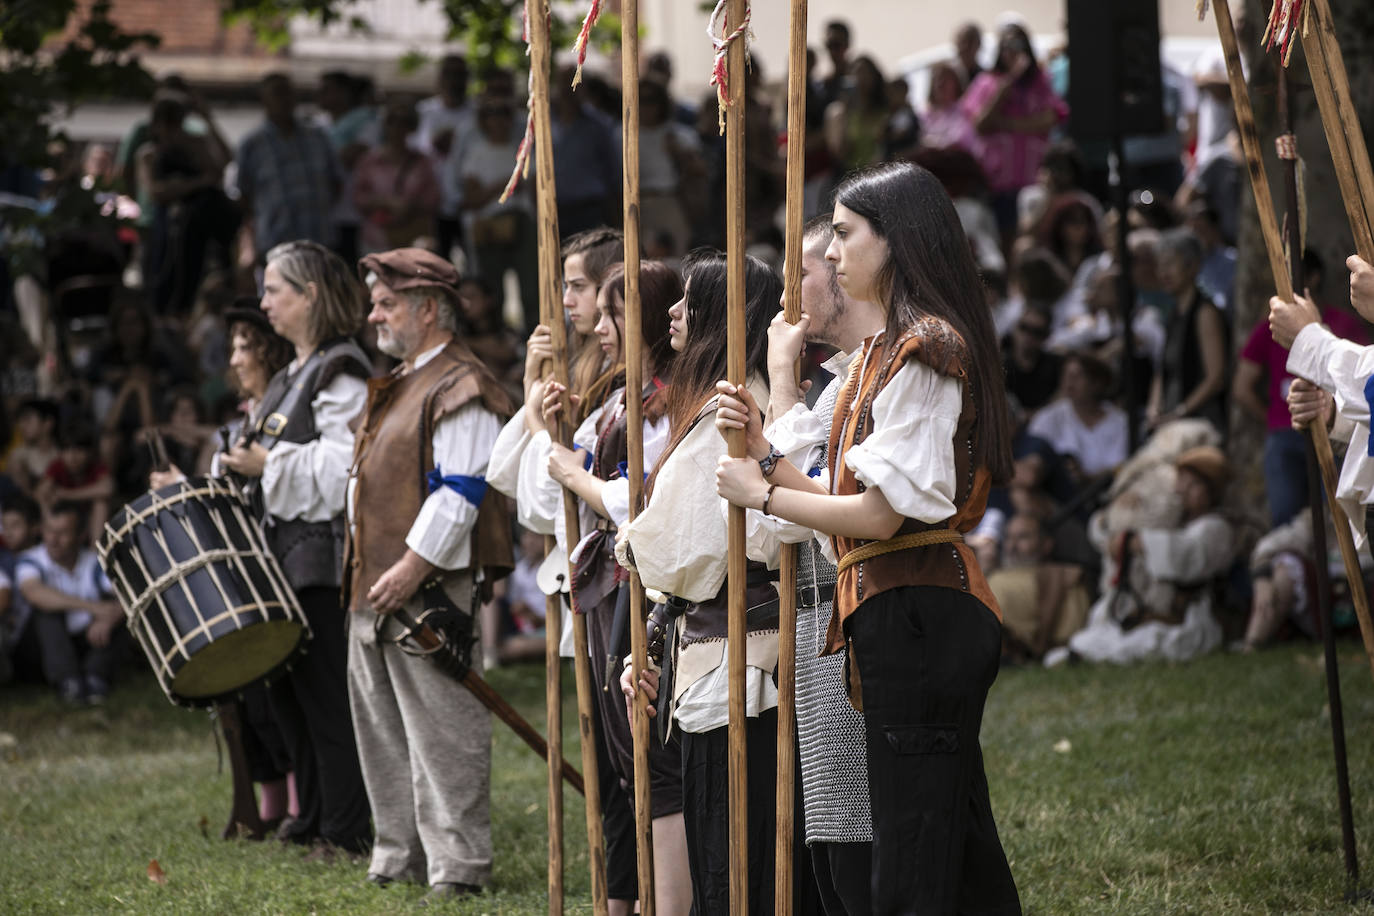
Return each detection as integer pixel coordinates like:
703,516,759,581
347,578,492,887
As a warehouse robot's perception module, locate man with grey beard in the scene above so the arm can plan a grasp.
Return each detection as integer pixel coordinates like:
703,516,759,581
751,215,886,914
345,247,514,902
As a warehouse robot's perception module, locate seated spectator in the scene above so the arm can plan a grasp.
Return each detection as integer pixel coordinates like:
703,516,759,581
3,399,59,495
0,493,42,685
36,422,112,545
1234,250,1369,526
1017,139,1088,237
1149,228,1229,436
1186,199,1236,311
997,244,1070,341
1053,445,1234,666
483,526,546,666
1002,300,1063,414
15,501,127,704
1038,193,1103,291
352,99,441,255
1239,512,1324,652
988,513,1092,663
1027,351,1130,479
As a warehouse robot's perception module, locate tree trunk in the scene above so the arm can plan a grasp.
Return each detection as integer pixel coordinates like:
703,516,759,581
1230,0,1374,510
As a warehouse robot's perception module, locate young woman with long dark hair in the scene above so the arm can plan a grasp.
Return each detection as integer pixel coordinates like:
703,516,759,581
616,249,783,913
714,162,1021,914
539,261,693,915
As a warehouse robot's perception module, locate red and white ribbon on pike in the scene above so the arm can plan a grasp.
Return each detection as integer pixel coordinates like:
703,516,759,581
707,0,753,135
500,0,536,204
570,0,603,89
1262,0,1309,67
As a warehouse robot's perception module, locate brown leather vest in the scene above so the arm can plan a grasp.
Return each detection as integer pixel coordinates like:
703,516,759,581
345,338,515,611
823,319,1001,654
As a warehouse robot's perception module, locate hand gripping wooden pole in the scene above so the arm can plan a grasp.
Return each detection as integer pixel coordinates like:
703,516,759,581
773,0,807,911
619,3,658,912
528,3,609,913
723,0,750,911
1286,0,1374,681
1210,0,1374,683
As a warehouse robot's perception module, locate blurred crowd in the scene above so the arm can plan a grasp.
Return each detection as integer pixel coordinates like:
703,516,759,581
0,12,1369,706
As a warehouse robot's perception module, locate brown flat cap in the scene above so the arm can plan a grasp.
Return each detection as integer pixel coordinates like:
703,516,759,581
358,247,460,296
1176,445,1230,499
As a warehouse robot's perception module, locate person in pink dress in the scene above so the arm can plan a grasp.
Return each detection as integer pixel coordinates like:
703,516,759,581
960,23,1068,239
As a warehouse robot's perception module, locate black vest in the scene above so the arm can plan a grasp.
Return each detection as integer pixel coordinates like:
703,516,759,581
253,338,371,591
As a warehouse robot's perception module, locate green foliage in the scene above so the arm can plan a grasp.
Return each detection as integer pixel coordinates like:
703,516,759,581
5,646,1374,912
0,0,157,277
222,0,620,76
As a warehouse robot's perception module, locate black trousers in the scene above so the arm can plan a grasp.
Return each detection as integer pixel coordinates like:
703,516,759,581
847,587,1021,916
270,586,371,852
681,708,778,915
811,841,873,915
591,669,640,902
32,612,127,687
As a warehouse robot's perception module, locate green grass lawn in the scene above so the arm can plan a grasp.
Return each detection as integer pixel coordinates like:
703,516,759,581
4,645,1374,914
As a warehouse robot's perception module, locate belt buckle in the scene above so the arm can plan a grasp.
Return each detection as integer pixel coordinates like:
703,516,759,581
797,584,821,608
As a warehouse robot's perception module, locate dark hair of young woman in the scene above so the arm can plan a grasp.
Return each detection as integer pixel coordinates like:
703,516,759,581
833,161,1014,484
599,260,682,423
646,248,780,493
562,228,628,421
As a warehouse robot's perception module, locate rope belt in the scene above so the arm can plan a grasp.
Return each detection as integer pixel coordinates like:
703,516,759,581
836,529,964,574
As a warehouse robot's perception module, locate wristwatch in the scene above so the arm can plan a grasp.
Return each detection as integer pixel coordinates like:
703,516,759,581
758,443,784,478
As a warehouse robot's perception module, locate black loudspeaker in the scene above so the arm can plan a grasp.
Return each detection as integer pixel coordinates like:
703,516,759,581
1066,0,1165,139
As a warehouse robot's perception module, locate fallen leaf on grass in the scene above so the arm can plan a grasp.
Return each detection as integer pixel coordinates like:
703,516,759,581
1053,739,1072,754
197,815,209,838
147,859,167,885
524,803,539,815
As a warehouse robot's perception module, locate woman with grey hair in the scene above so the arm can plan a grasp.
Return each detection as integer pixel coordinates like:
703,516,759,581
1148,227,1230,435
220,238,374,856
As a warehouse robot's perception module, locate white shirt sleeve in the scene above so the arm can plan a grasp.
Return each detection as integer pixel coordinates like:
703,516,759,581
843,361,962,524
1287,322,1374,427
1139,515,1234,583
600,413,670,529
765,402,827,471
487,407,531,498
14,559,41,587
405,403,501,571
261,373,367,522
516,430,560,535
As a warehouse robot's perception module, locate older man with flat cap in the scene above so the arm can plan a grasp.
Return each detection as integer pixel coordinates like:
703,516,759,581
344,247,514,901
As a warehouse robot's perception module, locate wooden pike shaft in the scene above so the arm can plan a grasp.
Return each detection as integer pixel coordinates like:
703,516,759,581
1213,0,1374,683
620,2,658,912
1212,0,1292,301
774,0,808,911
1300,0,1374,261
529,2,604,912
724,0,750,911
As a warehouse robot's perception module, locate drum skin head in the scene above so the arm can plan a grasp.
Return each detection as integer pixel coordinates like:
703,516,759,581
171,619,304,701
